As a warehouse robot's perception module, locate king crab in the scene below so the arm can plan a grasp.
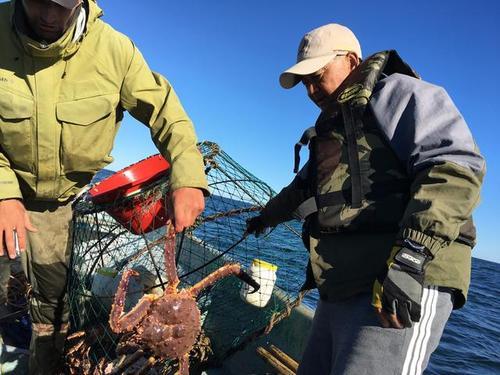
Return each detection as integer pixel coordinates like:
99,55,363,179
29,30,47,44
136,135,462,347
109,221,259,374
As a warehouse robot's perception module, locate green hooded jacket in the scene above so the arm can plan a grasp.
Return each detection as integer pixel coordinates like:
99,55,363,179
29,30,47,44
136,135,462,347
0,0,208,202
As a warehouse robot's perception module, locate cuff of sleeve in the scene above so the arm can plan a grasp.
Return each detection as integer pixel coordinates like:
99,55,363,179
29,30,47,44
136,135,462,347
168,152,210,196
169,180,210,197
258,211,273,227
0,181,23,200
399,228,447,255
169,169,210,197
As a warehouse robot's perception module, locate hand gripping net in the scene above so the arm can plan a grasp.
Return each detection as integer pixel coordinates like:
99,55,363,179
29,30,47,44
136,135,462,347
67,141,308,373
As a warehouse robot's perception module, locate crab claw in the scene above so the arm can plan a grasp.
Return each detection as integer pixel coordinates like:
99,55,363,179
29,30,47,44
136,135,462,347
237,270,260,294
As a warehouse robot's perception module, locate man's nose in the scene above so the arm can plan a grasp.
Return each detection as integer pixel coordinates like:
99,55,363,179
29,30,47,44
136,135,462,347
304,81,316,96
40,4,58,23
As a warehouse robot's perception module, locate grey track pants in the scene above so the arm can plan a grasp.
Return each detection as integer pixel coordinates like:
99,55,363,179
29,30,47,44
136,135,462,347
298,286,452,375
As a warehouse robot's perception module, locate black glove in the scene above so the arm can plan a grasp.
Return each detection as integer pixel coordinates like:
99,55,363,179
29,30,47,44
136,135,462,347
245,216,268,237
376,240,431,327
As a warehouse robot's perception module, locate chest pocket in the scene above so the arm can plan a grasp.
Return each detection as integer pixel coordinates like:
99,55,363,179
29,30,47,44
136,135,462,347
56,94,119,173
0,89,34,170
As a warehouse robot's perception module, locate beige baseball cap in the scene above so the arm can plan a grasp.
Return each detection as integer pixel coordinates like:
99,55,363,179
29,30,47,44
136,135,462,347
279,23,362,89
50,0,81,9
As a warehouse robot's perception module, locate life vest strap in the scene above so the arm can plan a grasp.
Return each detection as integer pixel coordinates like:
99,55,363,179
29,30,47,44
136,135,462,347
294,126,317,173
341,104,363,208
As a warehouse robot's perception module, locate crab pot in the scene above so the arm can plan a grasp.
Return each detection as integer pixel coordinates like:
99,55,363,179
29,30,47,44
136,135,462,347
67,142,308,371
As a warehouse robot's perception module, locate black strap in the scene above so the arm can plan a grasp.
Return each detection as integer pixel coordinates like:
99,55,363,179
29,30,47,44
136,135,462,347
341,104,363,208
293,196,318,220
455,218,476,248
294,127,317,173
316,180,409,209
316,191,348,208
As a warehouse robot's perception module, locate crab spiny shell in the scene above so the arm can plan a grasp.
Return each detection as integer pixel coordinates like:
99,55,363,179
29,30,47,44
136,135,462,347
138,290,201,358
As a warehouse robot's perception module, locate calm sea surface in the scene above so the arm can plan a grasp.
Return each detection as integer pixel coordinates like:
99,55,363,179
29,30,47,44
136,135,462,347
425,257,500,374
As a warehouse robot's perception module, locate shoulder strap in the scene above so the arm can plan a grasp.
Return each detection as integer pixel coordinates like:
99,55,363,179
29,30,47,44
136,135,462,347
294,126,317,173
341,104,363,208
335,50,419,208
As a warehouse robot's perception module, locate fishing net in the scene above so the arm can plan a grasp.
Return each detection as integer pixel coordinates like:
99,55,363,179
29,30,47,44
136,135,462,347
66,141,307,373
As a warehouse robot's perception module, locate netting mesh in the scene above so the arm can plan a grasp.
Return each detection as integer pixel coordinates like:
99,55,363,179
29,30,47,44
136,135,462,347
66,141,307,373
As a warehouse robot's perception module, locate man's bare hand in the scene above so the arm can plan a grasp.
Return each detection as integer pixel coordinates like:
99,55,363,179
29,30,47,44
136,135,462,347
170,188,205,233
0,199,37,259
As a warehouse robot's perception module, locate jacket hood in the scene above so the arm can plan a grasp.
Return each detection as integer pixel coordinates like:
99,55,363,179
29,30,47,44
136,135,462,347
10,0,103,58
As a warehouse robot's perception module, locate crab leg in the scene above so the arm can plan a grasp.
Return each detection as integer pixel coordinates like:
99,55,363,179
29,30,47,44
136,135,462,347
109,269,156,333
178,353,190,375
137,357,156,375
66,330,86,341
188,263,260,297
66,338,85,357
110,350,145,374
164,221,180,292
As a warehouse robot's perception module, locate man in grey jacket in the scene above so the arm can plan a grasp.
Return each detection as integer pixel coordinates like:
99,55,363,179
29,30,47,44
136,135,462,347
247,23,484,374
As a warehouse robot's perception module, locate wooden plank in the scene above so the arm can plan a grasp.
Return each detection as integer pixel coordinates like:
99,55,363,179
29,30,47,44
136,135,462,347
256,346,296,375
269,344,299,372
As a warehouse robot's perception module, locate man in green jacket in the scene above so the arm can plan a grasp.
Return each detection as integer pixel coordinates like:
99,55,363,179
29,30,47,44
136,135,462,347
0,0,208,373
247,24,485,374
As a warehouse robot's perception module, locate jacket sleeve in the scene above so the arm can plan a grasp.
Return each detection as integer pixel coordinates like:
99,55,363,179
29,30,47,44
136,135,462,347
119,42,209,195
260,164,311,227
0,150,22,200
370,74,485,255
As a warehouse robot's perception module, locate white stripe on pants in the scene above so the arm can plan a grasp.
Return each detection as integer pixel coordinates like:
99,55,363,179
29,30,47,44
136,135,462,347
402,286,439,375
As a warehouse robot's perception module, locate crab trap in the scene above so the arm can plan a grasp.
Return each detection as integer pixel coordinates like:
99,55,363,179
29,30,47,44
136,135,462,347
66,141,308,374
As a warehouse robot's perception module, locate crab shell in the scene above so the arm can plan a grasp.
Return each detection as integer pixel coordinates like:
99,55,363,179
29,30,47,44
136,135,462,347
137,290,201,358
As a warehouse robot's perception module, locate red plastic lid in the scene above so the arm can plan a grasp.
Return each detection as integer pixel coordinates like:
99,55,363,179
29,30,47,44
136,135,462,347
89,154,170,204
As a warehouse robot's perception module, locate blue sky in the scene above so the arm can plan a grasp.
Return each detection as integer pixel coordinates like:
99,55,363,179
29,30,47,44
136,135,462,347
98,0,499,263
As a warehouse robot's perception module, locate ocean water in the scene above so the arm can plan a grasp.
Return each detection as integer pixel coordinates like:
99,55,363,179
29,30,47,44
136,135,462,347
425,258,500,375
302,257,500,375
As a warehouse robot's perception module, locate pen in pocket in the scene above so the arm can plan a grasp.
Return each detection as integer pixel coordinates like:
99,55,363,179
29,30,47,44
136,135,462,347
13,229,20,258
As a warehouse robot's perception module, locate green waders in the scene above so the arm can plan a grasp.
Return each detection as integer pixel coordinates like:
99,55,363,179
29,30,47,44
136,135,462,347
0,257,11,307
20,201,73,375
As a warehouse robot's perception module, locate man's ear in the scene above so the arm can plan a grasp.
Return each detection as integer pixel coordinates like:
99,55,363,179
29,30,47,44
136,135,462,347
347,52,361,71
